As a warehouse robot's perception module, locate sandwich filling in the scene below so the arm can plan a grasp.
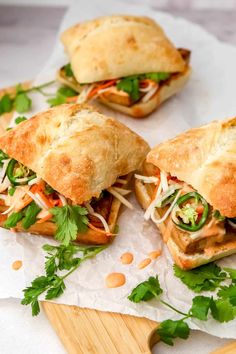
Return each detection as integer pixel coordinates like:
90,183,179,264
136,169,236,255
60,49,190,107
0,150,132,242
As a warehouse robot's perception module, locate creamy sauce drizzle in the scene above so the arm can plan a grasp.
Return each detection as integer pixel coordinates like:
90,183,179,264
138,258,151,269
12,260,22,270
105,273,126,288
148,250,162,260
120,252,133,265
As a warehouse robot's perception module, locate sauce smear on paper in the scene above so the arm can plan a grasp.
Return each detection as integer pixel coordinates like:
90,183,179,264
12,260,22,270
120,252,133,265
148,250,161,260
138,258,151,269
105,273,126,288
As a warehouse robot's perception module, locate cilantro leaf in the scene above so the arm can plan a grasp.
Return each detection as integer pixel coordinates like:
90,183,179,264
4,211,24,228
190,296,212,321
145,72,170,82
174,264,227,292
217,284,236,306
15,92,32,113
58,86,77,97
210,298,236,323
8,187,16,196
50,205,88,246
44,184,55,195
0,94,13,115
15,116,27,125
128,276,163,303
45,276,66,300
157,319,190,346
21,202,41,229
64,63,74,77
117,77,140,101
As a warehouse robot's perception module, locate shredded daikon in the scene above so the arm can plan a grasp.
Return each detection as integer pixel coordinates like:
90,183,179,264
144,182,163,220
58,194,67,206
151,190,181,224
1,203,15,215
77,84,95,103
135,174,159,184
228,220,236,229
160,171,169,192
85,202,110,233
25,190,46,210
139,82,153,93
141,85,158,103
107,187,133,209
97,86,116,95
112,187,131,196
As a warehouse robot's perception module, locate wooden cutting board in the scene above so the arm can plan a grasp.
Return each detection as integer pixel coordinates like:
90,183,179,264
1,83,236,354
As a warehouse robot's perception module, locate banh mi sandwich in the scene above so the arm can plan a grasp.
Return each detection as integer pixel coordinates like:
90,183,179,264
135,117,236,270
0,104,149,245
57,15,191,118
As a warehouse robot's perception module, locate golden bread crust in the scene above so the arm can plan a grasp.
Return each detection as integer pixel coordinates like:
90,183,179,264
0,104,149,204
61,15,186,83
147,117,236,217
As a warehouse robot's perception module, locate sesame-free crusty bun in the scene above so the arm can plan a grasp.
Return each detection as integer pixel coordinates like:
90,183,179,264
61,15,186,84
147,117,236,218
0,104,150,205
98,66,191,118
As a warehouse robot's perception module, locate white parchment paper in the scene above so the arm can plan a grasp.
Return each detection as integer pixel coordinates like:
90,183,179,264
2,0,236,338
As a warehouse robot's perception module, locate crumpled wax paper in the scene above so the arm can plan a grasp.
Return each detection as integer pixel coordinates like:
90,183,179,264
2,0,236,338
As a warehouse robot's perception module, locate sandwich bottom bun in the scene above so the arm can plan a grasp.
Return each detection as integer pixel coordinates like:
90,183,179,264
135,169,236,270
0,174,132,245
57,66,191,119
99,66,191,118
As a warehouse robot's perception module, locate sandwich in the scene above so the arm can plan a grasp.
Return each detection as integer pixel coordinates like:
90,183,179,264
57,15,191,118
0,104,149,245
135,117,236,269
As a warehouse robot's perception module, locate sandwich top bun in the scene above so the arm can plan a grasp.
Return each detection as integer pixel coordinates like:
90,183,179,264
61,15,186,84
147,117,236,217
0,104,149,205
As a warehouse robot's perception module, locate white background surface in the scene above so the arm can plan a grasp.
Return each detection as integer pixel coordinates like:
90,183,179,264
0,0,236,353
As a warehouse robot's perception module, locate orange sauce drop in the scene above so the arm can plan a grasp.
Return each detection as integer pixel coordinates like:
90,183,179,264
148,250,162,260
12,260,22,271
120,252,133,265
138,258,151,269
105,273,126,288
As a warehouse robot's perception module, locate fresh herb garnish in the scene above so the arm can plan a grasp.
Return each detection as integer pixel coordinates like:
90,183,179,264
15,116,27,125
173,263,227,292
0,94,13,115
50,205,89,246
128,265,236,346
64,63,74,77
47,86,77,107
45,184,55,195
8,186,16,196
0,81,55,117
21,243,106,316
213,210,226,221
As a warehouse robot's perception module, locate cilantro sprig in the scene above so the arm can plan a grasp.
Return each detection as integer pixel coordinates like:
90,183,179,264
21,243,106,316
0,81,55,116
4,201,41,230
128,265,236,346
50,205,89,246
173,263,228,292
